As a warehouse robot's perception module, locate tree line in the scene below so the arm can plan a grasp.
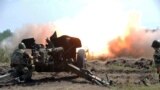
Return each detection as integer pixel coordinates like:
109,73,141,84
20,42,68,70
0,29,12,42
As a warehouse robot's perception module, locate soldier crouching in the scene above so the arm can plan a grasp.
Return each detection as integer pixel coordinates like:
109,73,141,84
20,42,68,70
11,43,34,82
152,40,160,82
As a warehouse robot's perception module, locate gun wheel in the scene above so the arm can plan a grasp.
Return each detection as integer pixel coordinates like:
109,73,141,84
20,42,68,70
76,49,86,68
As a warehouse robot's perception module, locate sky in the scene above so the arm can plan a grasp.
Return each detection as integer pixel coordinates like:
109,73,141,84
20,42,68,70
0,0,160,32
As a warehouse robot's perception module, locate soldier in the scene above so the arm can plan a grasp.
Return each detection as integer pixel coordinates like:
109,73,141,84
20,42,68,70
11,43,33,82
152,40,160,82
33,44,48,63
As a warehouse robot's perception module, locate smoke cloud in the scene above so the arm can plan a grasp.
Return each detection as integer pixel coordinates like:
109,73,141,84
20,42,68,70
108,28,160,58
0,24,55,51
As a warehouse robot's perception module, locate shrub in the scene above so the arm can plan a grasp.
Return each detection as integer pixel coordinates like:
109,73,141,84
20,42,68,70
0,48,10,63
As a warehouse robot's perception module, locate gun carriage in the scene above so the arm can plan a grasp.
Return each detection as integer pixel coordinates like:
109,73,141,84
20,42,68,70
0,32,110,86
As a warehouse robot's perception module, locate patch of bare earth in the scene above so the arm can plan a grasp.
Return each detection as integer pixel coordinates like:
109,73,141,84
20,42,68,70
0,57,159,90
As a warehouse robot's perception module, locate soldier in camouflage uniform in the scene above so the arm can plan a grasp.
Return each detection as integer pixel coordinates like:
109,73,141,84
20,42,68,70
11,43,33,82
152,40,160,82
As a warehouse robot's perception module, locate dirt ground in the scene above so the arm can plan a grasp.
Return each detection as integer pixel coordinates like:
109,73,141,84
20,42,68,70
0,57,159,90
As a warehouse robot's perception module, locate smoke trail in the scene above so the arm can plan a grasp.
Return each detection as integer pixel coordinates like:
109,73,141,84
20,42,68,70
0,24,55,51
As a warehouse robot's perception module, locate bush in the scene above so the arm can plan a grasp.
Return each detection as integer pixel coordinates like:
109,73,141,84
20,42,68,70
0,29,12,42
0,48,10,63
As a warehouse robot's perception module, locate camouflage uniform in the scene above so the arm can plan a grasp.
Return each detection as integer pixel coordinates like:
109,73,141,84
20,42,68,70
39,48,48,63
153,49,160,68
152,40,160,82
32,45,48,63
11,43,33,82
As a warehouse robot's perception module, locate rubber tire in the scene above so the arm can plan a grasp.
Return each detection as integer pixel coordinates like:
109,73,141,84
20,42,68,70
76,49,86,68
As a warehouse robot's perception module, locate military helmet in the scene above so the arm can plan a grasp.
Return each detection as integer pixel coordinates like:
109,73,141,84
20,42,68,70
18,42,26,49
152,40,160,48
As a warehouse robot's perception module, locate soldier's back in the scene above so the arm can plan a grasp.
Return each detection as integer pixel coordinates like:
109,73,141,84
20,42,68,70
11,49,25,65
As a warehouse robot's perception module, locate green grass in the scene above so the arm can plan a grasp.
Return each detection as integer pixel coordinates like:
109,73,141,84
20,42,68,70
0,48,10,63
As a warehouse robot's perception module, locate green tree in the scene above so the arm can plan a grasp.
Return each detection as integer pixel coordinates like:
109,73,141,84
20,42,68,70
0,29,12,42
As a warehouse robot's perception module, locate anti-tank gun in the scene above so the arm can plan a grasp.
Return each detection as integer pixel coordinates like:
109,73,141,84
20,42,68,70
21,32,83,72
0,31,111,86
